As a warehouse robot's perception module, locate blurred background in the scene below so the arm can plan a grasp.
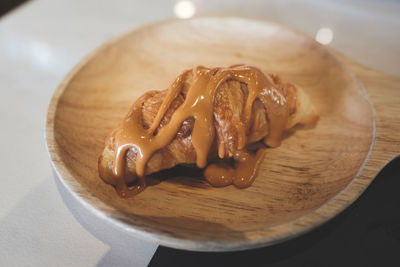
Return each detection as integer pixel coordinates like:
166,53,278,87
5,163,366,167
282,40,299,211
1,0,399,77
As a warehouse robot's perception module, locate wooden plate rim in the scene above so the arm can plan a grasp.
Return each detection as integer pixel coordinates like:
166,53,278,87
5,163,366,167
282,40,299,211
45,16,378,251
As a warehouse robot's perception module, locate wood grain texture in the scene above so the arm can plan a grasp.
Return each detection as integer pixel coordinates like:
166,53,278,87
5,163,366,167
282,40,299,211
45,17,400,251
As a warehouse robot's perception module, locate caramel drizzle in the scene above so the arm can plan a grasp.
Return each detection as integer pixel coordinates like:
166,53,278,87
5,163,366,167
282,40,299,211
204,148,267,188
112,65,289,194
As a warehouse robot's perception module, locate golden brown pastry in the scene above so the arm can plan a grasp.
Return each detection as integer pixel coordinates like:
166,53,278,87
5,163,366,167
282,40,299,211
98,65,319,197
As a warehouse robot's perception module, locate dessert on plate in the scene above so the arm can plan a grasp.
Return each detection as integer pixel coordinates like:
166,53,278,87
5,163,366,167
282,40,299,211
98,64,319,197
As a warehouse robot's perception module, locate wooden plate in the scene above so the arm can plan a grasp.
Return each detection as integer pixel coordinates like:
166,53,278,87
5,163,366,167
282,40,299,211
46,17,400,251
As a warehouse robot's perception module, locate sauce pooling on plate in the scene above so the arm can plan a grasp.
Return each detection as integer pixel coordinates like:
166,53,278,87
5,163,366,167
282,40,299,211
101,65,297,197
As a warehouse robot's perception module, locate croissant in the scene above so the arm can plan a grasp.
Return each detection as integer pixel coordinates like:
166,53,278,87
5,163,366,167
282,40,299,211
98,65,319,197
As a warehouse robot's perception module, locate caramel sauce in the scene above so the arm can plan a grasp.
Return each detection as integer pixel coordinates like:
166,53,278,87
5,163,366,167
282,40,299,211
204,148,267,188
106,65,291,197
204,162,235,187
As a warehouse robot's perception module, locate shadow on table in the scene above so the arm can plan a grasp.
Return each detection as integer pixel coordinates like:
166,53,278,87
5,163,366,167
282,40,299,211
150,156,400,267
0,176,147,265
54,173,158,267
0,0,29,17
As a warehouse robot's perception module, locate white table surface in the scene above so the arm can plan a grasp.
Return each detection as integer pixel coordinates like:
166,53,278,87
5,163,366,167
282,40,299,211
0,0,399,266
